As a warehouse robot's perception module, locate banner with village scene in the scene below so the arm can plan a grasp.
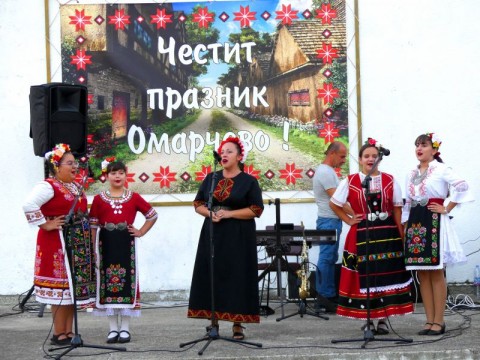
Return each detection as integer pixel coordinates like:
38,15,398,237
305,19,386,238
59,0,348,195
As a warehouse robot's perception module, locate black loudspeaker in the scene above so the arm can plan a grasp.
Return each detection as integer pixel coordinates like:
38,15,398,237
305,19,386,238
29,83,88,156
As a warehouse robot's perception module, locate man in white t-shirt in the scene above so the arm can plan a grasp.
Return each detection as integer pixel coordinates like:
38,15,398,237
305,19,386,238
313,141,347,313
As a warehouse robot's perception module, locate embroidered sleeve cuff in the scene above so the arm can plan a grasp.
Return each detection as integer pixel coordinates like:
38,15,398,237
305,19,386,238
249,205,263,217
193,200,206,209
145,208,158,220
25,210,46,227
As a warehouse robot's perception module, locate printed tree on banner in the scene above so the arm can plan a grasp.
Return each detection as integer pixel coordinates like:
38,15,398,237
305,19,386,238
153,166,177,188
319,122,340,144
279,163,303,185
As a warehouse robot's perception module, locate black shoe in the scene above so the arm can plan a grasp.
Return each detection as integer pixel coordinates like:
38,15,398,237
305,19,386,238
417,322,433,335
118,330,131,343
427,322,445,335
316,295,337,313
51,333,71,346
106,330,119,343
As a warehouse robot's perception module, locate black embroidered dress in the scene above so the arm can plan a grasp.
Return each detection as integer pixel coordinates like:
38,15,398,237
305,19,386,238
188,171,264,323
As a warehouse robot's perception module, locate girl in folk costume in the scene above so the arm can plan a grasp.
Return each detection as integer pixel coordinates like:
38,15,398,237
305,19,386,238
402,133,473,335
188,136,264,340
330,139,413,334
22,144,96,345
89,159,157,344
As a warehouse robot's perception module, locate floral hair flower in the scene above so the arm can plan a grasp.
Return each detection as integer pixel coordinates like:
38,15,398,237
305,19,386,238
426,132,442,149
101,156,116,173
366,137,377,146
45,143,71,170
217,136,249,163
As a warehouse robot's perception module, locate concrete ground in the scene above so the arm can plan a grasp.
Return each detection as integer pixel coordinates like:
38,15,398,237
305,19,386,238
1,294,480,360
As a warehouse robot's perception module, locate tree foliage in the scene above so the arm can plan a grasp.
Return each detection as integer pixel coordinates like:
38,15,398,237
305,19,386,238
184,5,220,78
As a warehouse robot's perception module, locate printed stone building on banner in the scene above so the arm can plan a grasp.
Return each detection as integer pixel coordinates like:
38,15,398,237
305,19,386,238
60,3,189,139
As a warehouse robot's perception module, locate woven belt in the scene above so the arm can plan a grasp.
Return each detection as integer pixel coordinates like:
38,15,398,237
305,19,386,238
103,222,128,231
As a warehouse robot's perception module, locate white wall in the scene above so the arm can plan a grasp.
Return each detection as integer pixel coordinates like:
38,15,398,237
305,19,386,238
1,0,479,295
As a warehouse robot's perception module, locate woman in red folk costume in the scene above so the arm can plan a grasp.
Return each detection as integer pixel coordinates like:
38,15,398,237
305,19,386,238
89,159,157,344
188,136,264,340
402,133,473,335
23,143,96,345
330,138,413,335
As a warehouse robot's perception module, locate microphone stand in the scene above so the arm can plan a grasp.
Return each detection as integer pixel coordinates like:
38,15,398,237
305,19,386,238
332,150,412,348
179,153,262,355
49,163,126,359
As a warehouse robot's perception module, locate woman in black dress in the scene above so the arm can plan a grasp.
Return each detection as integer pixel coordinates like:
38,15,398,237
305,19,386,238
188,136,264,340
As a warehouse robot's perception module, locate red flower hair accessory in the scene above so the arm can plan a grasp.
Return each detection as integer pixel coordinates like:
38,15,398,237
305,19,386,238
365,137,386,151
217,136,248,163
45,143,71,170
101,156,116,173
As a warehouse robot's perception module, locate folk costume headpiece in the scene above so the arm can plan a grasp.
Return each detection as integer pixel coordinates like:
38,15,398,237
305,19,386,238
365,137,384,150
426,132,442,149
45,143,71,172
101,156,116,173
217,137,248,163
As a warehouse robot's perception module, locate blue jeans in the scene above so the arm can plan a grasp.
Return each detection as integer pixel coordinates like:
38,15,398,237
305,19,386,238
315,217,342,298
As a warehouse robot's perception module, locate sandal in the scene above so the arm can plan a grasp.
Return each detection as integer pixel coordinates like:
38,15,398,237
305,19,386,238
418,322,433,336
375,320,389,335
232,323,245,340
66,332,75,339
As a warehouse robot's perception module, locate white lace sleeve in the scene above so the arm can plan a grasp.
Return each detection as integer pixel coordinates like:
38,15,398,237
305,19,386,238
22,181,54,227
443,166,474,204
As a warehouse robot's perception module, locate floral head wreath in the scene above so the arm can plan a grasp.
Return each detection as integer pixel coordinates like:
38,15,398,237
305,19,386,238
426,132,442,149
217,136,248,163
365,137,384,150
44,143,71,170
101,156,116,173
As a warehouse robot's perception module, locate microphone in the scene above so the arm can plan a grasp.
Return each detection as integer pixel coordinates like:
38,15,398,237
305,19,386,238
213,150,222,163
378,146,390,156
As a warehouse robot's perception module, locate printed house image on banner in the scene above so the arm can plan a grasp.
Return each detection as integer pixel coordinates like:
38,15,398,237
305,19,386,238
248,17,346,124
60,3,190,139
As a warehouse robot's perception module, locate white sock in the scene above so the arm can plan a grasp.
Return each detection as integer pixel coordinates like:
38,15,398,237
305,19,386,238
119,315,130,338
108,315,119,338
